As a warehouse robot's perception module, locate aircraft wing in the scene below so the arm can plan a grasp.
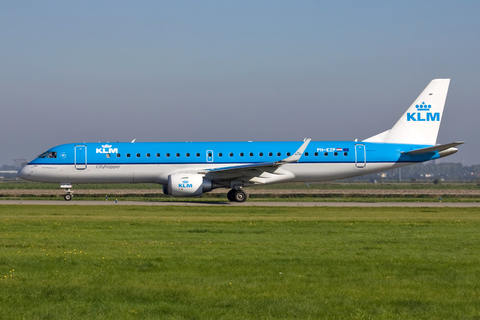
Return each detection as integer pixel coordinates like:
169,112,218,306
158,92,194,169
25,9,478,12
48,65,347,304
401,141,465,155
204,161,278,173
205,138,311,173
201,139,311,185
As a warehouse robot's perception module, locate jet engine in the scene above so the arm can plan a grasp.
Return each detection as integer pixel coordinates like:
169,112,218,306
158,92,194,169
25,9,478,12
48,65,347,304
163,173,212,197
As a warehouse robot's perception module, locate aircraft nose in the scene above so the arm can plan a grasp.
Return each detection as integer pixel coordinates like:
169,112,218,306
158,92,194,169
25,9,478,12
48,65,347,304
17,165,33,180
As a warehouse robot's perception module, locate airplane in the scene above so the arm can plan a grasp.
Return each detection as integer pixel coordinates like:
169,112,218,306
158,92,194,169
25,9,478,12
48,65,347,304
17,79,464,202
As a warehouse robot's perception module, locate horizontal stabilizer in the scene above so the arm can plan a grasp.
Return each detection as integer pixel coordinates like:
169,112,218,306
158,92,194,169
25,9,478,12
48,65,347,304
402,141,465,155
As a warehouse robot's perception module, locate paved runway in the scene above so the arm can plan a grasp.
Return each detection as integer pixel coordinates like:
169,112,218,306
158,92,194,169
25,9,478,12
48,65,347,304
1,200,480,207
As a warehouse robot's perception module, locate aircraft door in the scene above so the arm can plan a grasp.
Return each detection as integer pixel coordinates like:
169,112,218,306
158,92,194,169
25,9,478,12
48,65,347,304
355,144,366,168
206,150,214,163
75,145,87,170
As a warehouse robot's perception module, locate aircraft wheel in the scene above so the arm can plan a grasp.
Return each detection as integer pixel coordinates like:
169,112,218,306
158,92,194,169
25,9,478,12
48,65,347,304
64,193,72,201
233,190,247,203
227,190,235,201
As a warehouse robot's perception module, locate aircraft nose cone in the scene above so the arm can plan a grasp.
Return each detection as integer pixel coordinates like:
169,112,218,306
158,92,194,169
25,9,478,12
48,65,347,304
17,166,32,180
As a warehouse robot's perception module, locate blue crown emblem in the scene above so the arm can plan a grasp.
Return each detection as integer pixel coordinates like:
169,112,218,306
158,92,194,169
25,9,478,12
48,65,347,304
415,102,432,111
182,180,189,184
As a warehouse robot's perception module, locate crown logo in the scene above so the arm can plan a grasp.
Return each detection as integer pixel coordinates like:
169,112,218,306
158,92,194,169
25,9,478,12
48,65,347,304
182,180,189,184
102,144,112,148
415,102,432,111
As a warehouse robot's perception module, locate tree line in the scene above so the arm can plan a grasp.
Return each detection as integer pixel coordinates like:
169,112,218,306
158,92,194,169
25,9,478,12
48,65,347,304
345,162,480,183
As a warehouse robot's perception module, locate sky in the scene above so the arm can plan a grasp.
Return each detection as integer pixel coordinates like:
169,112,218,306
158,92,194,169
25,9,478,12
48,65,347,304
1,1,480,166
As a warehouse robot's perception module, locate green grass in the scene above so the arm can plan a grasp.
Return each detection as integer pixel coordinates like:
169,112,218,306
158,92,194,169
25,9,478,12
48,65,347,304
1,205,480,319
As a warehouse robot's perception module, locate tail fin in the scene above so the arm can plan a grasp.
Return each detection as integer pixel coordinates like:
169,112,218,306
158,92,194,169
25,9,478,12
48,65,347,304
364,79,450,145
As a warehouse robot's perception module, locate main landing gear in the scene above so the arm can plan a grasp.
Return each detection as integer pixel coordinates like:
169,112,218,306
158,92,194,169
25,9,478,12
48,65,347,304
227,189,247,202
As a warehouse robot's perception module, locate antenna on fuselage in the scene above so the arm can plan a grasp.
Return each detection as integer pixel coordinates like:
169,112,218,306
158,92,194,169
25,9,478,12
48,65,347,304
131,139,136,143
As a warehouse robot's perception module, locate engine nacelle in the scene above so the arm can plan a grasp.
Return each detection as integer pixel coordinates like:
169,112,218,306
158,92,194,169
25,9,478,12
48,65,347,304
163,173,212,197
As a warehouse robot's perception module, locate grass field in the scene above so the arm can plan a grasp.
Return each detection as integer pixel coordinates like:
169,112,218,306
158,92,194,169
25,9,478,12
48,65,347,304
1,205,480,319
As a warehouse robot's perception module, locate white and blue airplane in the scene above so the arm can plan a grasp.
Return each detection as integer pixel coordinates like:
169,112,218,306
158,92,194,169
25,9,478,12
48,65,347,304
18,79,463,202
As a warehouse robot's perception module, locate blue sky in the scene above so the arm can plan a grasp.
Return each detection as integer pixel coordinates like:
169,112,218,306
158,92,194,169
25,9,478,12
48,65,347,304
1,1,480,165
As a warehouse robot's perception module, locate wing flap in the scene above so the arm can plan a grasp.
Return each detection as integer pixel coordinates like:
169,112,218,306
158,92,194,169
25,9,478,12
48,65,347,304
205,161,278,174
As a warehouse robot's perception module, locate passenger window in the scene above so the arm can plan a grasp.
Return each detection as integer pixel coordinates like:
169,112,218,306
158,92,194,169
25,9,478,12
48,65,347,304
287,152,291,156
106,154,111,158
146,153,150,158
304,152,309,156
314,152,318,156
218,153,223,157
334,152,338,156
277,152,281,156
186,153,190,157
249,152,253,157
117,154,121,158
324,152,328,156
344,152,348,156
127,153,131,158
136,153,140,158
156,153,160,157
176,153,180,157
240,152,244,157
166,153,170,158
259,152,263,157
196,153,200,157
229,152,233,157
269,152,273,156
208,152,212,157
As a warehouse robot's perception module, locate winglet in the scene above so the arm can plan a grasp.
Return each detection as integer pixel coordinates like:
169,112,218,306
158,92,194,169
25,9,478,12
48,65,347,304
280,138,311,163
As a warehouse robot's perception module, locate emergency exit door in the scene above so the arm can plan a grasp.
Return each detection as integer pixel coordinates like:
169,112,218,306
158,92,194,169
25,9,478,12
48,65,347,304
355,144,366,168
75,145,87,170
206,150,214,163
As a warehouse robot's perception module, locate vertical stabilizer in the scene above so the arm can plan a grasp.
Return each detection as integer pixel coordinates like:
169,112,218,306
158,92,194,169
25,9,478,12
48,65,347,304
364,79,450,145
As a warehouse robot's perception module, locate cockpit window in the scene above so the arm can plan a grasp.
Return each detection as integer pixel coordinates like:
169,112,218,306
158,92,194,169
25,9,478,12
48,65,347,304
38,151,57,159
37,151,49,158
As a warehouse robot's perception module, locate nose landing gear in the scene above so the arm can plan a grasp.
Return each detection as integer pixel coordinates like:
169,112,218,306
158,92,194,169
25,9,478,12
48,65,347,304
61,183,74,201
